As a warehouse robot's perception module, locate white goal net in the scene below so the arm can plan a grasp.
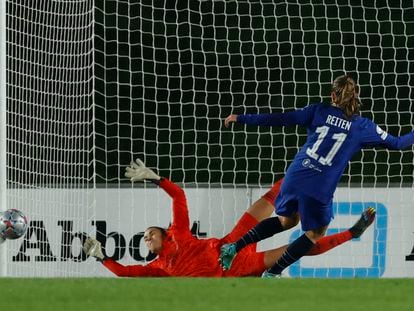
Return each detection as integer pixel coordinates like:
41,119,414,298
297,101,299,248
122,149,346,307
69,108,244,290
4,0,95,276
2,0,414,277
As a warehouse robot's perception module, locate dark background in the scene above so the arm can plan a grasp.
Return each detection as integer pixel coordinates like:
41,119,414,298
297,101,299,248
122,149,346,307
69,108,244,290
7,0,414,186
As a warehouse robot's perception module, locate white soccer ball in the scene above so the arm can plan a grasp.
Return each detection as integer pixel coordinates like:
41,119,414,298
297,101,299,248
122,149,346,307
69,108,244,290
0,209,28,240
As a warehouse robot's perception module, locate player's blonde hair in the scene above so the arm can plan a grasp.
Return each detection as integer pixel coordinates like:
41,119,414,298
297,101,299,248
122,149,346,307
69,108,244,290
331,75,361,118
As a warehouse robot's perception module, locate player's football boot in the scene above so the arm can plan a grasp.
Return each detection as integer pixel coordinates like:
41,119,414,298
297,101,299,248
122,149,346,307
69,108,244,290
349,207,376,238
261,270,281,278
219,243,237,270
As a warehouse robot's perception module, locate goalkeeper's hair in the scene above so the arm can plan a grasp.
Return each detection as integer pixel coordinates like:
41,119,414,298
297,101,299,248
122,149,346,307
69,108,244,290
146,226,168,238
331,74,361,118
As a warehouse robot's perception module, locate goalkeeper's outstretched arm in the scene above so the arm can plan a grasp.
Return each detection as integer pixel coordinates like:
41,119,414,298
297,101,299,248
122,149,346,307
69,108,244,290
124,158,191,234
83,237,169,277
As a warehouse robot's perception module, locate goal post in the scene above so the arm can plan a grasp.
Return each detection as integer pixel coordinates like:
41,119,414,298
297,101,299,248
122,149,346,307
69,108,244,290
0,0,7,277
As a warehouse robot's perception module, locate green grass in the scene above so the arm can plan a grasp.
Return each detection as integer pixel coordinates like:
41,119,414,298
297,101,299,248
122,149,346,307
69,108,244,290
2,278,414,311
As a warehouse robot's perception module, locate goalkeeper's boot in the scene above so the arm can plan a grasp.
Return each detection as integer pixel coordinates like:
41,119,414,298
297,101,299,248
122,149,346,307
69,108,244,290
219,243,237,271
261,270,281,278
349,207,376,238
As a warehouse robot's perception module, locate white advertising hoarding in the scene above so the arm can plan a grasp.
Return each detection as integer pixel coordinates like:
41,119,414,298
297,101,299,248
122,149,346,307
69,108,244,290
4,186,414,277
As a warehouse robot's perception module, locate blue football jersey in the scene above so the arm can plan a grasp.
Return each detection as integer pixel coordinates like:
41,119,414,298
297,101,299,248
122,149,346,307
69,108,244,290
237,103,414,203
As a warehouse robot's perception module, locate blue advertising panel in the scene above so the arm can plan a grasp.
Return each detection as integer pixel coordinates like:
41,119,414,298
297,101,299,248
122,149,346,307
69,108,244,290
289,202,387,278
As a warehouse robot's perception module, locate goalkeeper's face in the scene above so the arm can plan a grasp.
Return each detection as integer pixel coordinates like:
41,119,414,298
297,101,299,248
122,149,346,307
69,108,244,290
143,227,166,254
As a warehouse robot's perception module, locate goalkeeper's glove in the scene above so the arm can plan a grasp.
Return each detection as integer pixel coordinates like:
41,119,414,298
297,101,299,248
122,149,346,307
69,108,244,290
83,237,105,261
124,158,161,182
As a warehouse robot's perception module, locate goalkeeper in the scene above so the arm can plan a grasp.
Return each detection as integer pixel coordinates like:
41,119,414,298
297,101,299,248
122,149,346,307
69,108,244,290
83,159,375,277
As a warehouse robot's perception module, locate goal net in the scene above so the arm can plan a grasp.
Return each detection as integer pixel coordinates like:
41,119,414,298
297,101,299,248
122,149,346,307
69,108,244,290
4,0,95,276
3,0,414,277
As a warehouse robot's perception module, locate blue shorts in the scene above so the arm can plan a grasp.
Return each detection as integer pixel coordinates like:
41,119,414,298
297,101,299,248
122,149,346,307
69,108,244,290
274,191,333,231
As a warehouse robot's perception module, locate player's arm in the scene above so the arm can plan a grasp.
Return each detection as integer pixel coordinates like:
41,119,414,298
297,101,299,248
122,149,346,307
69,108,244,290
360,120,414,150
224,104,317,128
83,237,169,277
124,159,191,234
381,130,414,150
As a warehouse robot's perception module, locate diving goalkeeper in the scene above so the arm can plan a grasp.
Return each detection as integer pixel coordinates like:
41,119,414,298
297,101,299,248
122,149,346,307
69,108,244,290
83,159,375,277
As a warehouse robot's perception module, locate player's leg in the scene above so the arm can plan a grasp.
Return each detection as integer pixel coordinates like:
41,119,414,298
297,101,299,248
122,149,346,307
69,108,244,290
262,194,331,277
263,229,350,268
263,207,377,268
348,206,376,239
243,191,300,242
263,246,286,268
234,206,375,275
261,225,327,277
224,244,267,277
307,207,376,255
233,214,298,251
220,189,301,270
241,179,299,241
221,179,284,244
220,213,298,270
236,185,300,250
262,226,327,270
245,197,274,222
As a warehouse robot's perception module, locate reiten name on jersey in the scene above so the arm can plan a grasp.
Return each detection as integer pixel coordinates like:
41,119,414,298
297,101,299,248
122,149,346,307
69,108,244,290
325,114,352,131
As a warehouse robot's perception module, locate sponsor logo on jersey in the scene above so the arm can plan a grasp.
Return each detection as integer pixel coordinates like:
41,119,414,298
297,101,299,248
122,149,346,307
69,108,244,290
302,158,322,172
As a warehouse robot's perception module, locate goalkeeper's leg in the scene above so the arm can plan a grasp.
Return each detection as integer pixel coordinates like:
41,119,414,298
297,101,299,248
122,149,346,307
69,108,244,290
235,179,298,248
247,178,283,221
219,180,298,270
220,215,298,270
222,179,286,244
263,230,349,268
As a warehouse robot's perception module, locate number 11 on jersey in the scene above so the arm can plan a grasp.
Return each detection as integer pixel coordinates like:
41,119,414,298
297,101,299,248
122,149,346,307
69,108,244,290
306,126,347,166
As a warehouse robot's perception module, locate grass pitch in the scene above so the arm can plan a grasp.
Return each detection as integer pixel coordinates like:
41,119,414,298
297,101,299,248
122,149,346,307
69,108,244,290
2,278,413,311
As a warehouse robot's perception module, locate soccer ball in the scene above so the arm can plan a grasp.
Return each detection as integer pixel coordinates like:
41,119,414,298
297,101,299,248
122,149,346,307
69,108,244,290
0,209,28,240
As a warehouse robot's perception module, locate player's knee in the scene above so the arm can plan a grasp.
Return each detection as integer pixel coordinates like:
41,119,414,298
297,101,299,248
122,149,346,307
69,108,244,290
279,214,299,229
305,226,327,241
292,213,300,226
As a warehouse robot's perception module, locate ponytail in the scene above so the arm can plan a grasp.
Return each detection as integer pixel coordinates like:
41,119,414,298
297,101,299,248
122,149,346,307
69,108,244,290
331,75,361,118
